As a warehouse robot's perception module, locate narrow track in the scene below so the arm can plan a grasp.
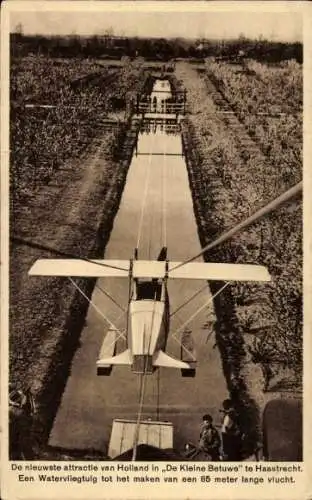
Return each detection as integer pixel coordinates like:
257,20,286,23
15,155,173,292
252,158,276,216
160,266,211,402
204,75,269,158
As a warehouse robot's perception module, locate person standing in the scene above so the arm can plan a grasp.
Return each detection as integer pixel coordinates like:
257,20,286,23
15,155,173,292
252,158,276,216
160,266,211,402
220,399,242,461
198,414,221,461
9,386,35,459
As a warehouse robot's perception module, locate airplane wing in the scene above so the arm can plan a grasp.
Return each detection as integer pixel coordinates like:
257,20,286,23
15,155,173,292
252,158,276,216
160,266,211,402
28,259,131,277
28,259,167,278
168,262,271,282
131,261,270,282
29,259,270,282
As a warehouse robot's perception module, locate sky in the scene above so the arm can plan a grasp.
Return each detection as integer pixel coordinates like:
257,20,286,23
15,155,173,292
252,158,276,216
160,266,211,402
8,2,303,42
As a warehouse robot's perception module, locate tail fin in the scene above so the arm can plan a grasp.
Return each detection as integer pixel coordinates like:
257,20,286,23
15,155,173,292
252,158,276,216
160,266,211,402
157,247,167,261
153,350,191,369
96,349,132,368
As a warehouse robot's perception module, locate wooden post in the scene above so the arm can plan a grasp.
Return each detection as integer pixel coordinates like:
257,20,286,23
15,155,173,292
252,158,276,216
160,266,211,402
135,127,139,156
183,89,187,115
181,133,185,158
136,94,139,115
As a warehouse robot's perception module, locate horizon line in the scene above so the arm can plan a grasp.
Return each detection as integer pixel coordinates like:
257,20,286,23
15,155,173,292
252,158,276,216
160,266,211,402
11,32,303,44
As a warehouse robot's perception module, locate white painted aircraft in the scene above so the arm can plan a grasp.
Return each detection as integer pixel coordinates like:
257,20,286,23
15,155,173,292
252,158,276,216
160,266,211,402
28,247,271,378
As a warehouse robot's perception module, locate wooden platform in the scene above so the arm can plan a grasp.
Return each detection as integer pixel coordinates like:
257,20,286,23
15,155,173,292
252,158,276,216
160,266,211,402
132,113,184,121
108,419,173,459
138,105,185,113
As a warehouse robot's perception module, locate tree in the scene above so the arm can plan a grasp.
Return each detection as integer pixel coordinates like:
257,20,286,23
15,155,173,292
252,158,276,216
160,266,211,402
103,27,114,49
14,23,23,36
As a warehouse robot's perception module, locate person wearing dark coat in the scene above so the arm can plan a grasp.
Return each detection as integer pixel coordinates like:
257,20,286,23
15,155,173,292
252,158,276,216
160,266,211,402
220,399,242,461
198,414,221,461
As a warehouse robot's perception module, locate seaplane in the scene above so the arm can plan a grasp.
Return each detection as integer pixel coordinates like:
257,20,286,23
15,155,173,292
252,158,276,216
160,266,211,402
28,246,271,378
26,181,300,460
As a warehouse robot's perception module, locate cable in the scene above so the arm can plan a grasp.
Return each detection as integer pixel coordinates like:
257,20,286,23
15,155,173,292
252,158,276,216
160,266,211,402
69,280,127,357
132,289,158,460
95,283,126,312
68,277,126,341
175,282,229,337
11,236,129,272
170,181,302,272
170,284,208,319
162,131,167,248
132,346,149,461
136,133,155,250
125,274,133,353
170,282,230,361
156,369,160,422
148,198,154,260
132,95,181,456
132,113,165,459
132,371,148,461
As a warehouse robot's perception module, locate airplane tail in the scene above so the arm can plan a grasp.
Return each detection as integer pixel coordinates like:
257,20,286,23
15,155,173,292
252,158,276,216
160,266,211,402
96,349,132,368
157,247,167,262
153,350,192,370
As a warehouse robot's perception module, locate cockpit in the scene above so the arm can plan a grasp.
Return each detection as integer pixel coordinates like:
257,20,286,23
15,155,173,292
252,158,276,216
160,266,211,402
133,279,163,301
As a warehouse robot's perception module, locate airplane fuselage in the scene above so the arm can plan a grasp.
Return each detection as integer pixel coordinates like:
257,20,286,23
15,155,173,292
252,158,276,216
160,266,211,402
129,299,167,374
129,278,169,374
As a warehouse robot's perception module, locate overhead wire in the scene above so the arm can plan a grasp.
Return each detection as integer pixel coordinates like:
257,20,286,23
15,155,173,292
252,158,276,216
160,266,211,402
15,180,303,278
161,128,167,249
94,283,126,312
132,343,149,461
68,281,128,357
132,121,162,461
136,132,155,251
125,270,133,355
68,277,127,342
132,288,159,461
131,106,182,448
129,113,171,451
170,282,230,362
11,236,129,272
148,196,154,260
132,369,148,461
156,121,170,422
156,369,160,422
170,181,302,272
133,131,168,438
170,284,208,319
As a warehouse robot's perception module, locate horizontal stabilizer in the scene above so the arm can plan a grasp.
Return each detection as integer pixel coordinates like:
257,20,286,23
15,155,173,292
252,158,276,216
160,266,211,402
96,349,132,368
153,350,191,370
29,259,270,282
